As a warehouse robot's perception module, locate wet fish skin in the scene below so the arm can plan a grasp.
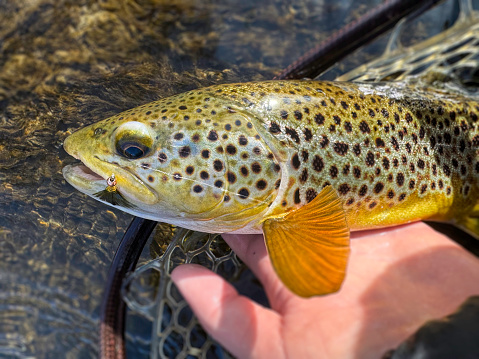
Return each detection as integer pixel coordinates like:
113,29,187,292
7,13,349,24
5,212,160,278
63,80,479,296
64,80,479,233
224,80,479,233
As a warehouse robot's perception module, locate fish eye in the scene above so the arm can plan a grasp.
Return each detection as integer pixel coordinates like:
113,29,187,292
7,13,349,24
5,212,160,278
113,121,154,160
117,141,149,159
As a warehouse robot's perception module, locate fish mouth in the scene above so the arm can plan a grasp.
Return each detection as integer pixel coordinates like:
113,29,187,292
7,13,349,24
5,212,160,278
63,162,105,188
63,155,158,206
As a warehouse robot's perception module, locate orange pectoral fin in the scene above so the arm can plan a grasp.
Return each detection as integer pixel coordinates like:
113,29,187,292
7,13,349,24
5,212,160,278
262,186,350,297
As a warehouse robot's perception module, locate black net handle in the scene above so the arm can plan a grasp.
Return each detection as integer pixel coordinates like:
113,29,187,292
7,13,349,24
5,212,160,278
100,218,157,358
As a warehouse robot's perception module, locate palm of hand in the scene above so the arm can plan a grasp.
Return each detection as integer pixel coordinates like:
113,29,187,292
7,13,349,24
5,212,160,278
172,222,479,359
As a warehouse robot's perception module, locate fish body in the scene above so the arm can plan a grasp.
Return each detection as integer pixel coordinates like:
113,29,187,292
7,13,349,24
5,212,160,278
63,80,479,296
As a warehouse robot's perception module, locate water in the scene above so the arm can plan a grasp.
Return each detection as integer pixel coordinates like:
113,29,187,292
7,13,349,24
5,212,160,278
0,0,472,357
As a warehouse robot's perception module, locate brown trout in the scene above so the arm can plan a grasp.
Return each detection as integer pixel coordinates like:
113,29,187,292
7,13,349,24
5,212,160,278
63,80,479,297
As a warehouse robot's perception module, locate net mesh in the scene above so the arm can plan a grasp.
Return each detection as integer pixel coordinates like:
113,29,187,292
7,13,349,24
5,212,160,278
122,2,479,358
339,1,479,94
123,226,246,358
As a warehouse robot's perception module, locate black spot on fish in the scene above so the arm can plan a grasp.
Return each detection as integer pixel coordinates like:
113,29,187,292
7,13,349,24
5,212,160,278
443,164,451,177
304,128,313,141
226,144,237,155
238,135,248,146
391,137,399,151
207,130,218,141
359,121,370,133
312,156,324,172
238,188,250,198
291,153,301,169
353,144,361,156
315,113,325,125
353,167,361,178
358,185,367,197
365,152,375,167
375,138,385,147
305,188,317,203
269,121,281,134
256,180,267,190
320,135,329,148
338,183,351,195
285,127,300,144
333,142,349,156
373,182,384,194
344,122,352,132
329,165,338,178
297,168,308,183
201,149,210,159
251,162,262,173
158,153,167,163
213,160,223,171
294,188,301,204
179,146,191,158
382,157,390,170
227,171,236,183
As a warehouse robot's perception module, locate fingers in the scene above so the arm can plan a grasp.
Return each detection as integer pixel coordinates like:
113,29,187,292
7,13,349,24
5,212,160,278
171,264,283,359
221,233,295,310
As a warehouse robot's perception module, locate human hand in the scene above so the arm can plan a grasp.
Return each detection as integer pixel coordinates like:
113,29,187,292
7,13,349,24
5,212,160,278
171,222,479,358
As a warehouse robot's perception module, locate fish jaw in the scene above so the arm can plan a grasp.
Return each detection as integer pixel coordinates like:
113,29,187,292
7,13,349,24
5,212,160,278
62,126,158,207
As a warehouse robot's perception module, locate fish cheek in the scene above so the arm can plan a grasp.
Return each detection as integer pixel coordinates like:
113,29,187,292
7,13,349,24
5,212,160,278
145,145,227,216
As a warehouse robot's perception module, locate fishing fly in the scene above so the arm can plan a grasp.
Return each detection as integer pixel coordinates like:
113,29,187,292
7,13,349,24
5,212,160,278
93,174,135,208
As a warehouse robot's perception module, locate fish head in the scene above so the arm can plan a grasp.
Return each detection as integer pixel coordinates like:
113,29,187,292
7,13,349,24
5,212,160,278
63,90,281,232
